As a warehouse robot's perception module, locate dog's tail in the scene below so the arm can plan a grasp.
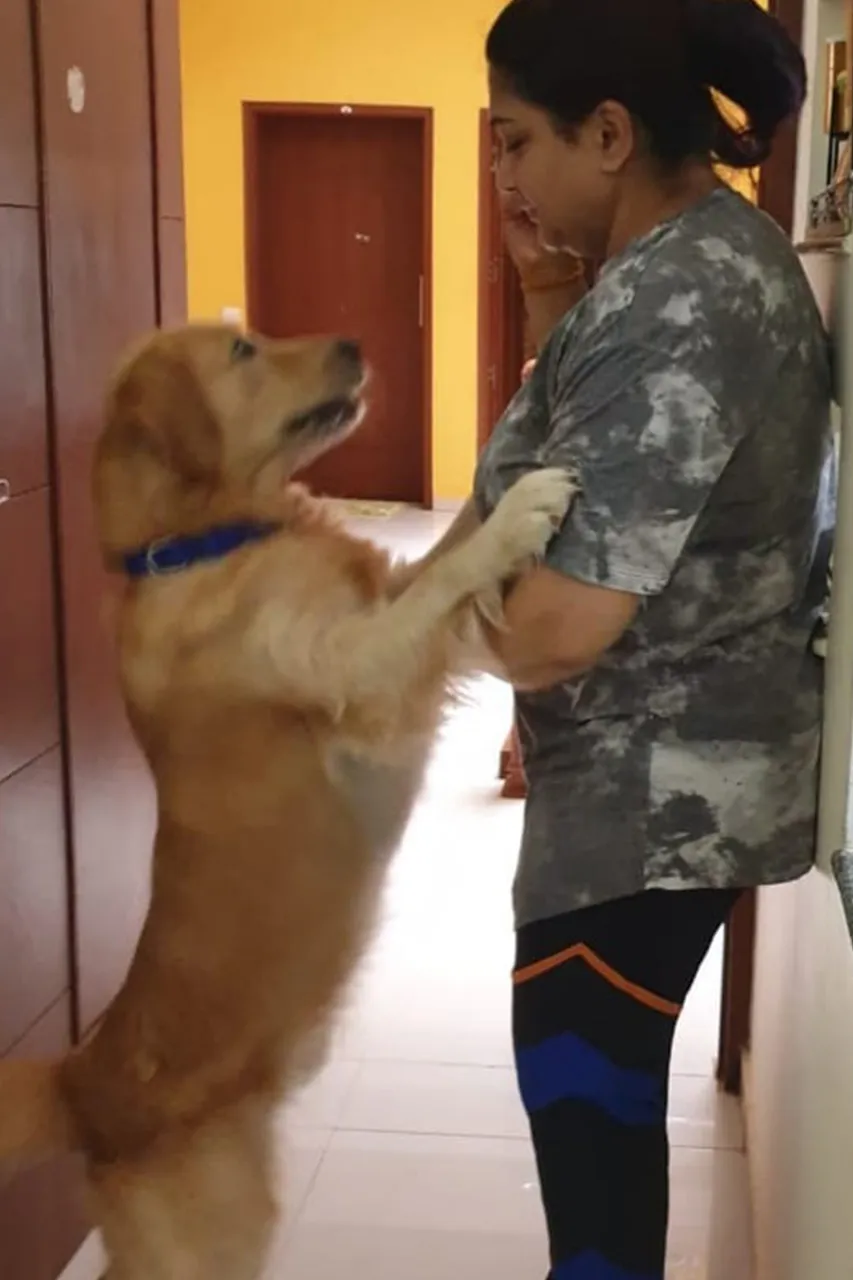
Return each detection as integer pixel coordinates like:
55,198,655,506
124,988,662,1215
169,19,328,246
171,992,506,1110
0,1060,75,1167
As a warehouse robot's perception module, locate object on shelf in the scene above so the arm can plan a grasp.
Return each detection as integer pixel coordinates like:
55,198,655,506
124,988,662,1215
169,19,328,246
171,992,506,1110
807,137,852,243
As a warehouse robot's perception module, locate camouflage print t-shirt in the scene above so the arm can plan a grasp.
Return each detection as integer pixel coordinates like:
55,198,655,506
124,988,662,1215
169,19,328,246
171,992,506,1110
474,186,835,928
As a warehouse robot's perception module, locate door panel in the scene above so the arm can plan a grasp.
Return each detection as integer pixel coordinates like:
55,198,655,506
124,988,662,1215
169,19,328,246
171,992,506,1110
159,216,188,325
0,207,49,495
249,110,428,503
0,751,69,1054
0,0,38,206
0,490,60,783
37,0,158,1029
0,998,87,1280
477,111,527,449
151,0,185,220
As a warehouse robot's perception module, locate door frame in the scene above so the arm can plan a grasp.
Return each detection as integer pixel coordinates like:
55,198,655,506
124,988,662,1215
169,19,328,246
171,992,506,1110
477,108,526,450
243,101,434,507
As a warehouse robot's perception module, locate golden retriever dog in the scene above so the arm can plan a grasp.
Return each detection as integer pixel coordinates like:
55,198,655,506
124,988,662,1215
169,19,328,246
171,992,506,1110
0,323,572,1279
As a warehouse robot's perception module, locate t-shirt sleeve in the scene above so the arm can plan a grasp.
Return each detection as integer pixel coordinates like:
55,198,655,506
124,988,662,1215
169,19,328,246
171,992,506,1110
543,321,750,595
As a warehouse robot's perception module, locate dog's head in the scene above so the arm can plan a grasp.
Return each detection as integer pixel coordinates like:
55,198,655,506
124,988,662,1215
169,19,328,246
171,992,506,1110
94,323,367,556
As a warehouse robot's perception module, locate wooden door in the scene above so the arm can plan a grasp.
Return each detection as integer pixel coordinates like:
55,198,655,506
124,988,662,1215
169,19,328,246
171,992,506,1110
478,111,526,450
0,0,38,206
150,0,188,325
37,0,159,1031
0,6,85,1273
245,106,432,504
0,493,60,785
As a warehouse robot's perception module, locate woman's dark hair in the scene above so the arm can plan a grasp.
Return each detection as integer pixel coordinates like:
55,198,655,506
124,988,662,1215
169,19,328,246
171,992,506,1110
486,0,807,169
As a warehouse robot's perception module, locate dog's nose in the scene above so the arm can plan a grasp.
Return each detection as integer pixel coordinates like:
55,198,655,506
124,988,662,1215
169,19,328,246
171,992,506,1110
336,339,363,366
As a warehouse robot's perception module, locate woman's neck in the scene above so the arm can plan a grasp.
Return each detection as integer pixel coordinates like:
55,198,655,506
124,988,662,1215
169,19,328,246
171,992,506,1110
605,161,721,261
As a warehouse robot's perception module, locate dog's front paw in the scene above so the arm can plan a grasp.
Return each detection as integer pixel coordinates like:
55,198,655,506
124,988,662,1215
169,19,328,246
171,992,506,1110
485,468,576,571
447,470,576,598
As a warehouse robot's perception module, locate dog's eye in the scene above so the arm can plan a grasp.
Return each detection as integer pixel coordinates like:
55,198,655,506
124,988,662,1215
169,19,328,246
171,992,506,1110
231,336,258,362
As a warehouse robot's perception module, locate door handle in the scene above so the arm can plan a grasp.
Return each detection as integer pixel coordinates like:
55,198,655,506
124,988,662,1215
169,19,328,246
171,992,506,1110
0,479,10,507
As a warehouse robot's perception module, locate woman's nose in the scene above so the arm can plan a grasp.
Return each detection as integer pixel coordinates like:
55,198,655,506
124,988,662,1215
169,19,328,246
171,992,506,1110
494,153,519,197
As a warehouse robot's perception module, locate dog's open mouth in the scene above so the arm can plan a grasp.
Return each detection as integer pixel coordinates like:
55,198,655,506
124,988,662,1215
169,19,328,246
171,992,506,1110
288,395,365,439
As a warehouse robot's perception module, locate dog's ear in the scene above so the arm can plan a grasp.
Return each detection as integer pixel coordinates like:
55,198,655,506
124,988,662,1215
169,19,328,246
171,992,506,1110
101,345,221,483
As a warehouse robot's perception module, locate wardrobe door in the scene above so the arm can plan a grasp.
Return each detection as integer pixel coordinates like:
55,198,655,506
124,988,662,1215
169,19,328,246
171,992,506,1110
0,491,59,784
37,0,158,1030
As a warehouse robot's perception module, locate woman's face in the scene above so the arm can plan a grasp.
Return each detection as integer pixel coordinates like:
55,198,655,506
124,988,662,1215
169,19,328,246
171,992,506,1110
489,73,621,260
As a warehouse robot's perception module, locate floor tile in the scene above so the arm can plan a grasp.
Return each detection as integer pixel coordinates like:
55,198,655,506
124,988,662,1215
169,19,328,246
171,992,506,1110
339,965,515,1068
270,1130,549,1279
338,1061,527,1138
669,1073,745,1152
273,1223,548,1280
668,1147,753,1279
273,1126,331,1217
272,1132,752,1280
285,1059,360,1130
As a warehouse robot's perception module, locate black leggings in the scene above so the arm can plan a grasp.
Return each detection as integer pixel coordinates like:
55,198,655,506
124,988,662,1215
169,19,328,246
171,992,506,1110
512,888,741,1280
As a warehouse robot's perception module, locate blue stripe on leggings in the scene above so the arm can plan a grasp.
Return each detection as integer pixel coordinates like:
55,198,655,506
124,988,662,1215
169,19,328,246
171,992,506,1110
553,1249,660,1279
515,1031,664,1124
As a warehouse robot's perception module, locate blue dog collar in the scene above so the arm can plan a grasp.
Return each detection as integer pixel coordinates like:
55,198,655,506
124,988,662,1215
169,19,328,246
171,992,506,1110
122,521,280,578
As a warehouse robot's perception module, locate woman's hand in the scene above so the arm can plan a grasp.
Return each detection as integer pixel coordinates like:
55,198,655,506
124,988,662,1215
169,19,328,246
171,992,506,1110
499,188,551,274
497,187,588,352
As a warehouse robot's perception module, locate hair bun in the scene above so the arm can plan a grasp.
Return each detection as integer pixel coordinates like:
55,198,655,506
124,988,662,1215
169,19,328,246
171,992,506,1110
684,0,807,168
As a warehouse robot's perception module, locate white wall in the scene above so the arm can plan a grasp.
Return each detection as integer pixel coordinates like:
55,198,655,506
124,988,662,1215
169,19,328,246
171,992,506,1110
746,5,853,1278
748,874,853,1280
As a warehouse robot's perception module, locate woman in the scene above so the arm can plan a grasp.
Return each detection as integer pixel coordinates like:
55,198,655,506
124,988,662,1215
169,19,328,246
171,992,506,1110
446,0,835,1275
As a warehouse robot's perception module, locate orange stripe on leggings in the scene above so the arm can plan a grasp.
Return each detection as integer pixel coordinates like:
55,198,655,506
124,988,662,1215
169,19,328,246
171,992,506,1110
512,943,682,1017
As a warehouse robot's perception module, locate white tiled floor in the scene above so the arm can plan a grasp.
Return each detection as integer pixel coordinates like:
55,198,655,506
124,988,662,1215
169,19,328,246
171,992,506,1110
60,509,753,1280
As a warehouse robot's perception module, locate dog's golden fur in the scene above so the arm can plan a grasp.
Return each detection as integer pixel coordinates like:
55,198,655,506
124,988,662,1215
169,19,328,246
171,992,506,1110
0,323,572,1278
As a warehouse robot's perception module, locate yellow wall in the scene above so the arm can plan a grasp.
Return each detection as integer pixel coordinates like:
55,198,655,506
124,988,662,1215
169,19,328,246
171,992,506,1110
179,0,503,502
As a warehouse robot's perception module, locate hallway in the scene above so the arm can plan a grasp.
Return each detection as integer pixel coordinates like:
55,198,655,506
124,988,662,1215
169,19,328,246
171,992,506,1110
62,509,753,1280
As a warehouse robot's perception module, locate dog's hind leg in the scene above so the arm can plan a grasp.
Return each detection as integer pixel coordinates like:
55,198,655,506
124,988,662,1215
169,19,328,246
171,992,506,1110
91,1102,278,1280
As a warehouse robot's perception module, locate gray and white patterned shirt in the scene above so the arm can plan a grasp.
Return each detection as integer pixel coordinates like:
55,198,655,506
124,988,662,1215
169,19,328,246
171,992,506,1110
475,186,835,928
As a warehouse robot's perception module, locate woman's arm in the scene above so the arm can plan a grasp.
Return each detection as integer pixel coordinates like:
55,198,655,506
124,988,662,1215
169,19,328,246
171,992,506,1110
488,567,640,690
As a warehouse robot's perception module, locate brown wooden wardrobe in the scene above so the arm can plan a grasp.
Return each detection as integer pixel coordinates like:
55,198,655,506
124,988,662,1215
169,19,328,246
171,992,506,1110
0,1,186,1275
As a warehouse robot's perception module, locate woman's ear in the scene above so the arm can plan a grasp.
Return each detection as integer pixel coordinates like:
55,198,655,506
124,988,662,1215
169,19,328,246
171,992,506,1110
592,101,637,174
